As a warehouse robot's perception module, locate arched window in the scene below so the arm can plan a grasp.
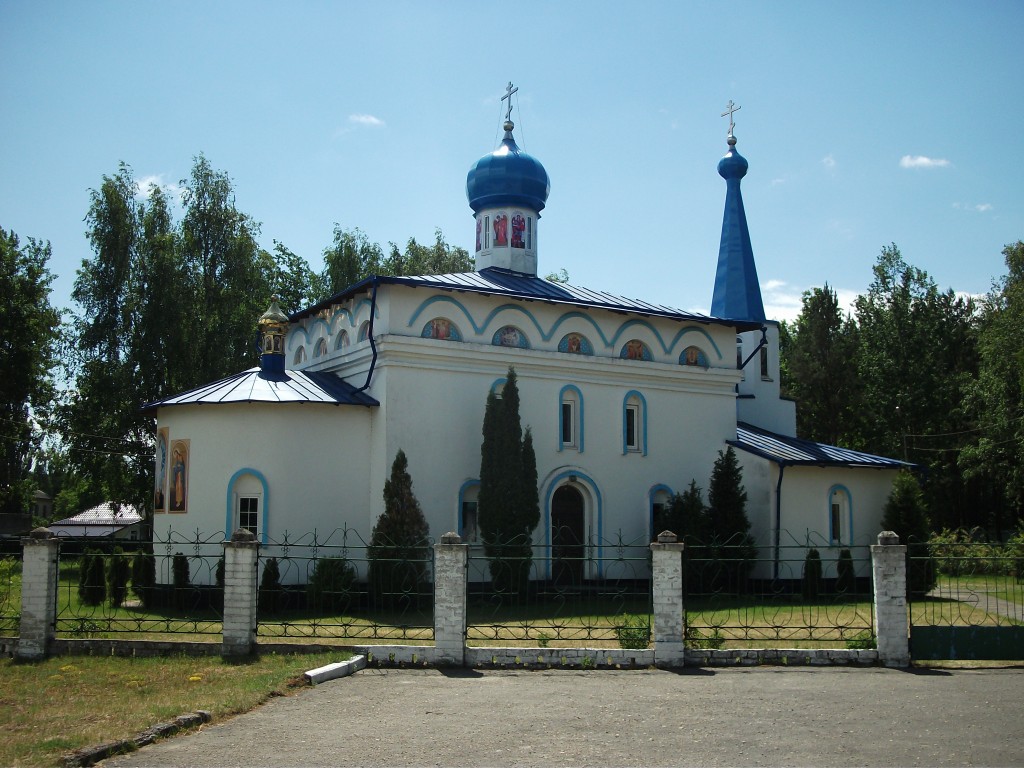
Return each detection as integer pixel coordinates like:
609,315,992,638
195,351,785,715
622,391,647,455
335,330,349,351
293,346,306,365
226,469,269,544
829,486,852,545
558,385,584,452
314,338,328,358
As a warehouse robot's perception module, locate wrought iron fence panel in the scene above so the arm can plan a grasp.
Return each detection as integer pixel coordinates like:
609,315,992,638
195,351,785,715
54,529,223,638
0,551,21,635
909,536,1024,627
255,528,434,643
683,536,875,649
466,531,652,648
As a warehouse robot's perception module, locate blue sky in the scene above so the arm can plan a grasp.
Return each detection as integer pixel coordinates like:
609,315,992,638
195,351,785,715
2,1,1022,322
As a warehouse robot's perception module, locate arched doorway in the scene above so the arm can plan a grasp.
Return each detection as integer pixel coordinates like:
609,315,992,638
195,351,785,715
551,485,585,587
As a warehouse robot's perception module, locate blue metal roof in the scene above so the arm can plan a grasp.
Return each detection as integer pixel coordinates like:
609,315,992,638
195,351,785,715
292,268,763,332
142,368,379,413
731,422,911,469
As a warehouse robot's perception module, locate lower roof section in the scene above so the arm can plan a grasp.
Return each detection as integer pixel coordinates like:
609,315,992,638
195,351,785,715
141,368,379,413
731,422,912,470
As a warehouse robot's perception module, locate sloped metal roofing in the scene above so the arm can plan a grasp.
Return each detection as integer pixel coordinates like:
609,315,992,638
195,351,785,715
142,368,379,412
291,269,763,332
53,502,143,527
731,422,911,469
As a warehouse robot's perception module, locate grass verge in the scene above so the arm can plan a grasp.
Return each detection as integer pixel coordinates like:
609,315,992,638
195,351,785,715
0,650,348,767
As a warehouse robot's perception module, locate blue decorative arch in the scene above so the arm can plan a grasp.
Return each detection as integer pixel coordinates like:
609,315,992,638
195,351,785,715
225,468,270,545
490,377,507,396
543,470,603,579
668,327,723,360
610,319,670,355
546,312,612,346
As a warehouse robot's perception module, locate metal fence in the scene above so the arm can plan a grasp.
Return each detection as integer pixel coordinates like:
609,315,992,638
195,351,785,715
0,552,20,635
53,529,223,639
466,532,652,648
255,528,434,644
683,532,875,649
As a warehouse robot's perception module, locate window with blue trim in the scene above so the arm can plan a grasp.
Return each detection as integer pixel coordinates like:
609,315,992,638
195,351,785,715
559,387,582,452
623,392,647,455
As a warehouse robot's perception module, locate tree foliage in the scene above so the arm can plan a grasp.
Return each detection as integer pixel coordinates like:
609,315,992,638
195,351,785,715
368,449,430,607
705,447,756,589
881,470,937,594
0,228,59,515
478,367,539,594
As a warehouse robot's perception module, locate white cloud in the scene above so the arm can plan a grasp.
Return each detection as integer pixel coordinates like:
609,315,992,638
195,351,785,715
899,155,950,169
821,154,836,170
349,113,385,127
135,175,183,204
952,202,994,213
761,280,859,324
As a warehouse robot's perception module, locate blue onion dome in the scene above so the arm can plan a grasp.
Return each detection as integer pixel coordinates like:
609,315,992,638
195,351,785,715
718,134,749,180
466,120,550,214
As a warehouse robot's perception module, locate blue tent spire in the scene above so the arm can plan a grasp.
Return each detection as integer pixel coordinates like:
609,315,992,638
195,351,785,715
711,115,766,323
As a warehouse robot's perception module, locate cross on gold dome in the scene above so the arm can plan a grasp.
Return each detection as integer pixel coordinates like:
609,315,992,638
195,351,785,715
502,81,518,123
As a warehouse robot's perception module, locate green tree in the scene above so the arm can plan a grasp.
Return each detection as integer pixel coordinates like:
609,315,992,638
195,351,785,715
881,470,936,594
478,368,539,594
368,449,430,608
258,557,282,615
382,229,473,277
107,546,131,608
854,245,978,529
268,241,323,315
802,548,823,600
960,242,1024,529
321,226,384,296
0,228,59,515
706,446,756,590
784,285,862,445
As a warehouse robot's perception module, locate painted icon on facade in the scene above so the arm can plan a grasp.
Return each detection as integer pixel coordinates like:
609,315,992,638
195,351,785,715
620,339,653,361
511,213,526,249
492,325,529,348
680,345,709,368
557,332,593,355
421,318,462,341
493,213,508,247
169,439,190,514
154,427,168,513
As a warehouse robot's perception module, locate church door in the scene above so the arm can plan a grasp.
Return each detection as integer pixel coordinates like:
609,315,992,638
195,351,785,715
551,485,585,588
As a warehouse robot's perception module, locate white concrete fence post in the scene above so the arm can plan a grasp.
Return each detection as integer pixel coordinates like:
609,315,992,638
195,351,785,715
650,530,686,667
434,532,468,666
871,530,910,667
18,527,60,660
222,529,259,657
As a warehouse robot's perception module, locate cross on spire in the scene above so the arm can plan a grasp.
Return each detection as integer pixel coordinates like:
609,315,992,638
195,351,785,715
721,99,741,137
501,81,518,122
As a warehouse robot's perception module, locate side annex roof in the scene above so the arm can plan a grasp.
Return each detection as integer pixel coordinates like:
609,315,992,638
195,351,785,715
730,422,913,470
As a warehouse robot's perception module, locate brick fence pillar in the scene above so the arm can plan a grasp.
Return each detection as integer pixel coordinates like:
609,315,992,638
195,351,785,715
872,530,910,667
650,530,686,667
222,529,259,657
434,532,468,666
18,527,60,660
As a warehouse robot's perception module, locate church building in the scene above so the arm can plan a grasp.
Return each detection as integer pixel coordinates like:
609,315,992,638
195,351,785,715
145,89,908,583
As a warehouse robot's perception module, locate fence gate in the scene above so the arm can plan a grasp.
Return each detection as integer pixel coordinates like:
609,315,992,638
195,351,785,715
909,544,1024,661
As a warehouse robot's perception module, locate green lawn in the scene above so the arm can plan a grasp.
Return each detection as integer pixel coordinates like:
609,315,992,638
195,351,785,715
0,651,347,768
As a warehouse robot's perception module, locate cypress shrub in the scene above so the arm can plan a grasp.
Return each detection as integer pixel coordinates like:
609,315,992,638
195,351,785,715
107,546,130,608
78,549,107,606
131,549,156,608
172,552,190,609
802,548,823,600
307,557,356,614
836,548,856,595
258,557,282,615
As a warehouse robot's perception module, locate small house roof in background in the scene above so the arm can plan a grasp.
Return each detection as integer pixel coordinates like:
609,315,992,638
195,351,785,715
52,502,143,527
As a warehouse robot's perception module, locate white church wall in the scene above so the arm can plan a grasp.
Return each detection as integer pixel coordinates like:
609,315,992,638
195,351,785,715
736,323,796,437
154,402,374,584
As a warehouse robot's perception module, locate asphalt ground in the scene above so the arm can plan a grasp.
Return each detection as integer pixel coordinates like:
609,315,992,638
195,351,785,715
101,666,1024,767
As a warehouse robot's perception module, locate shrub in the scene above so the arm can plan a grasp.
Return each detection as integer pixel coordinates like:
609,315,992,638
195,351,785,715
845,629,876,650
802,548,823,600
369,450,430,608
78,549,106,606
882,471,936,594
106,546,131,608
684,626,725,649
615,614,650,649
131,549,156,608
258,557,282,615
172,552,190,609
836,549,855,596
307,557,357,614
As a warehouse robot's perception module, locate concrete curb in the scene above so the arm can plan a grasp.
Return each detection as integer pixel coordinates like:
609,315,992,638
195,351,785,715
304,654,367,684
61,711,211,767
